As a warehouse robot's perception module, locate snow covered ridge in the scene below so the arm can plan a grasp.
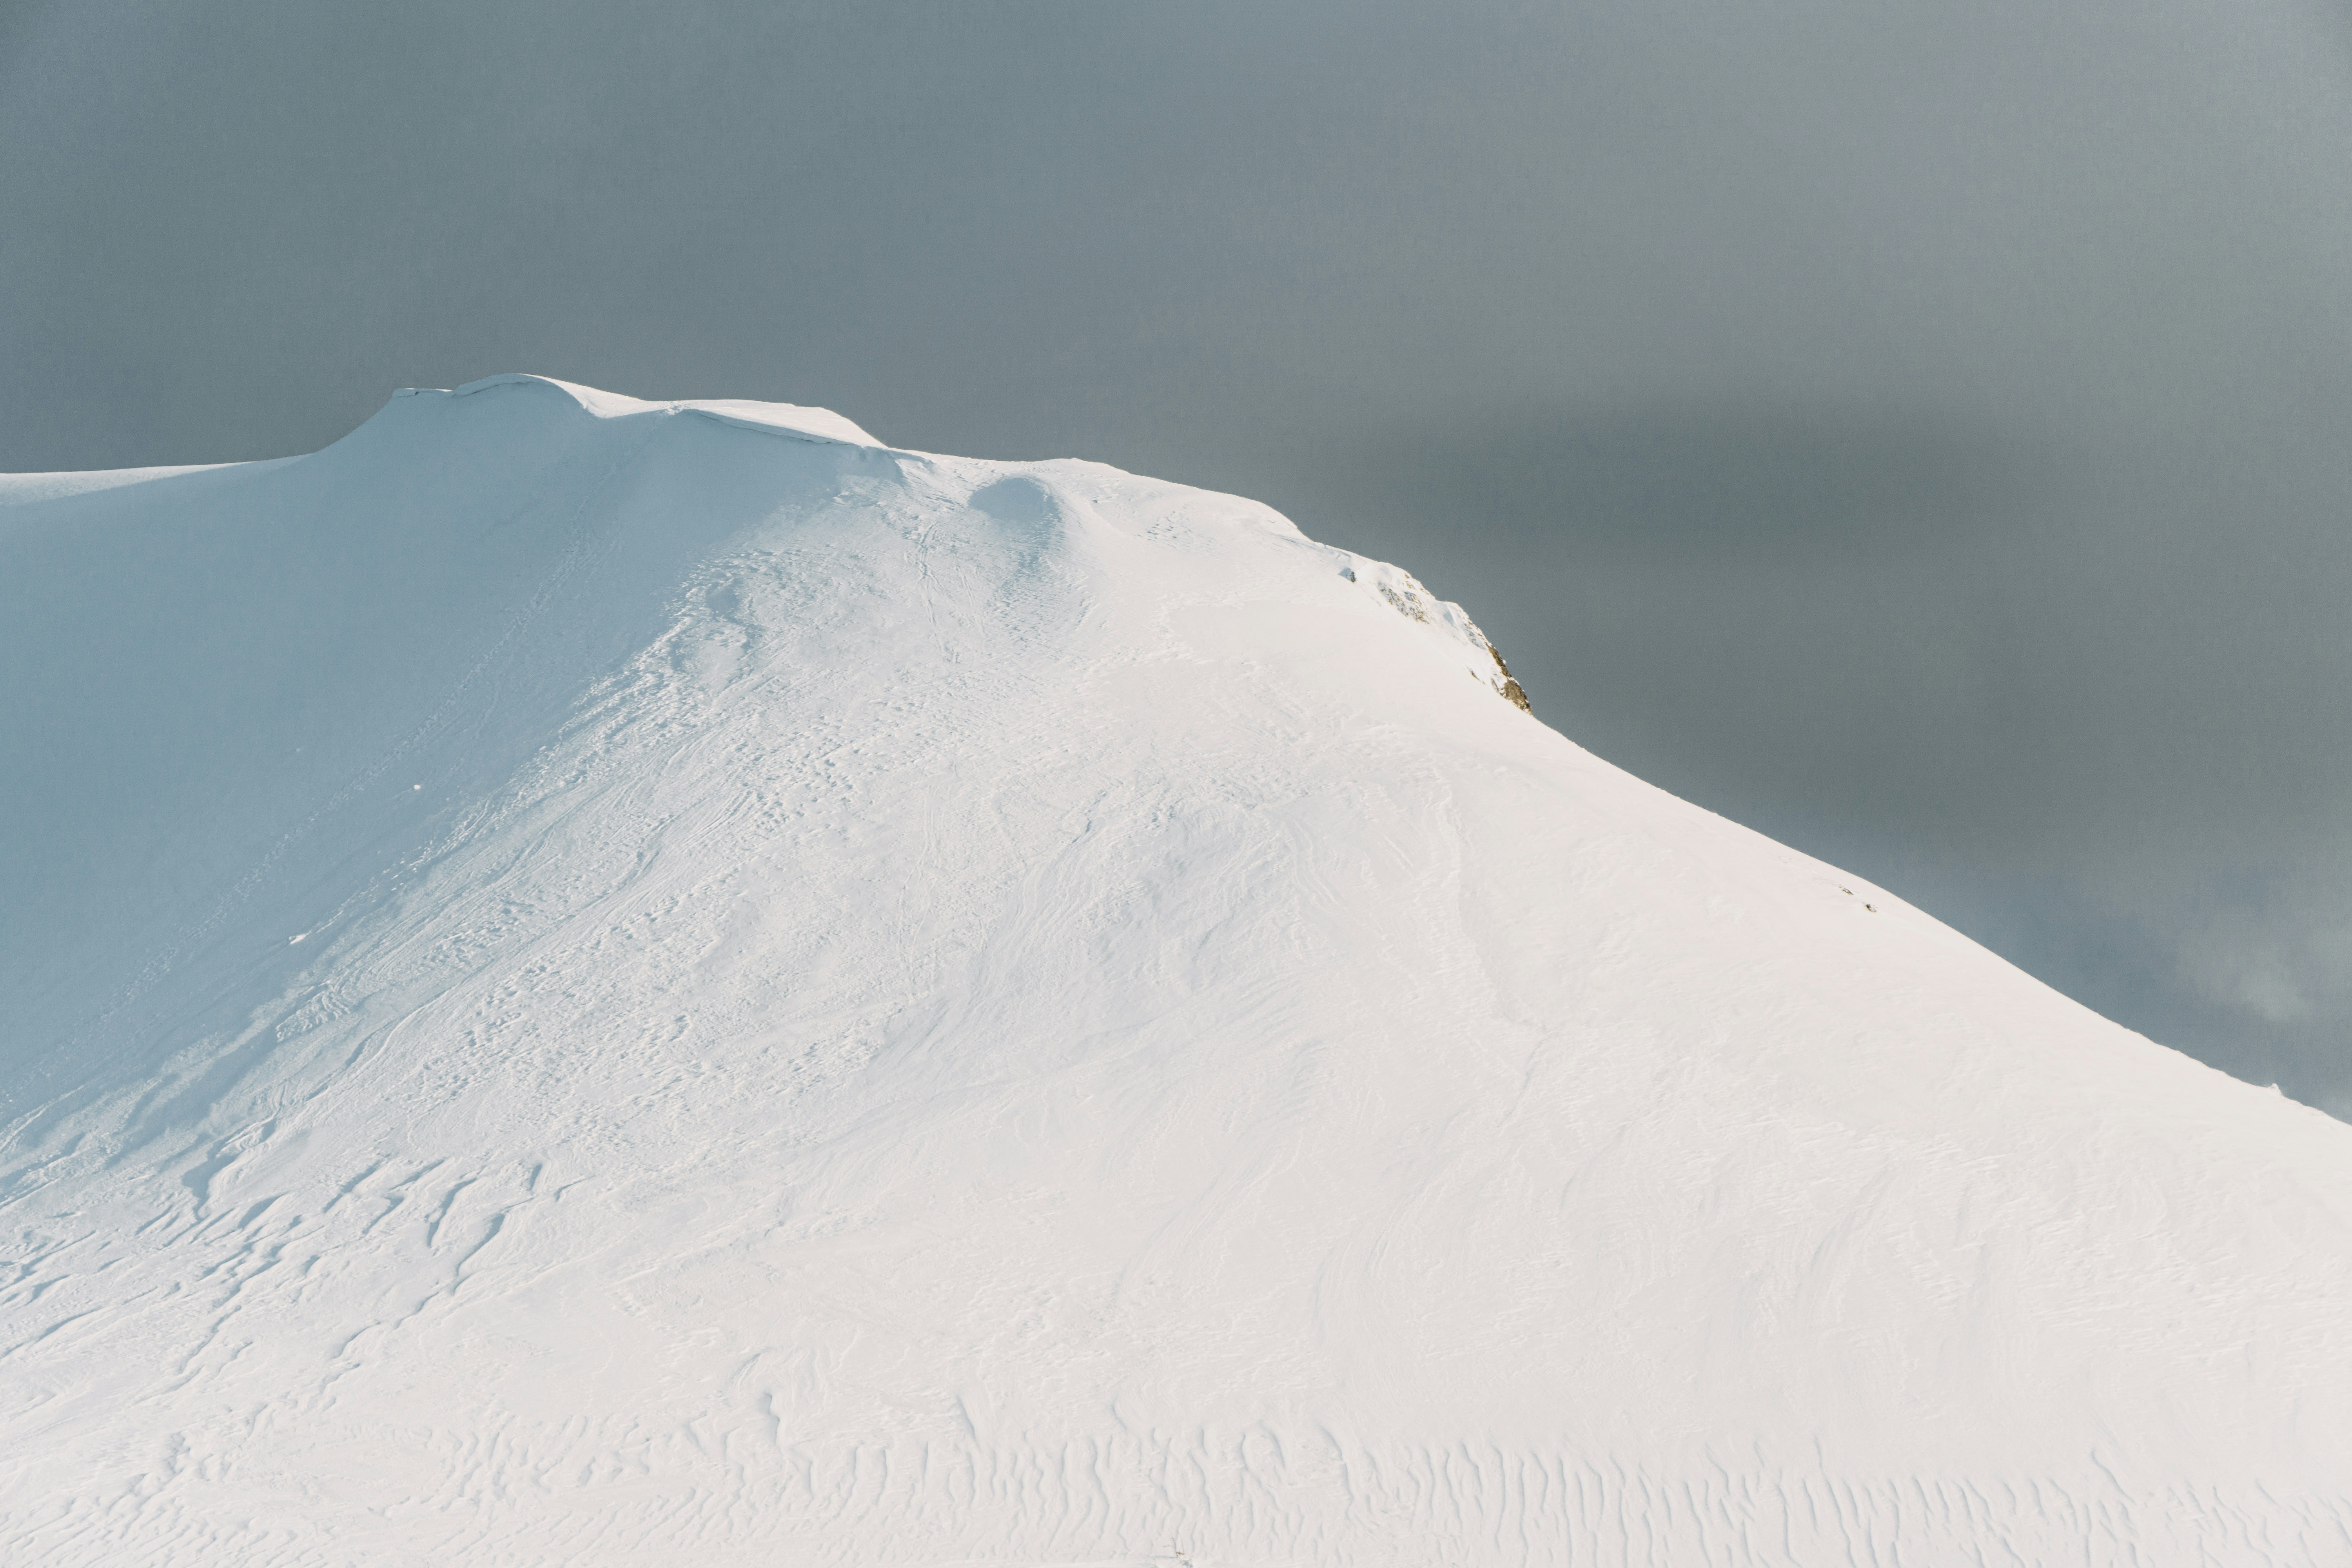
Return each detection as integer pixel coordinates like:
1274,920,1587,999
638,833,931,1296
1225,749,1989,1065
397,371,890,448
2,376,2348,1567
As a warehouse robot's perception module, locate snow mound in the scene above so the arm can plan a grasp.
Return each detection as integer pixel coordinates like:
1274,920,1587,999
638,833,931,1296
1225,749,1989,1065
2,376,2348,1566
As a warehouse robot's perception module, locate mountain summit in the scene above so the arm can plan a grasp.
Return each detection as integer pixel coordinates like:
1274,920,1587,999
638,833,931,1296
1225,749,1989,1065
4,376,2347,1566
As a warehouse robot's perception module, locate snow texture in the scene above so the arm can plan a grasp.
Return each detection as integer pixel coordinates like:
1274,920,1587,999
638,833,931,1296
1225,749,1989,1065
2,374,2347,1566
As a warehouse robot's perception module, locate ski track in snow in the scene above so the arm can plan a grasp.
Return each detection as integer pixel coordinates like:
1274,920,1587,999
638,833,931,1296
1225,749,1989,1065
2,374,2348,1565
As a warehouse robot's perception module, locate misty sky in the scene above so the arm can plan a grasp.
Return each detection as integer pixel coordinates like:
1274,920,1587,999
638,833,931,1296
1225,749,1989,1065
5,0,2350,1114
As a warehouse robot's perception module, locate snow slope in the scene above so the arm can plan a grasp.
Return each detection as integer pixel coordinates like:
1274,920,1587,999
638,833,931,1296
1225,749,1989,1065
2,374,2347,1566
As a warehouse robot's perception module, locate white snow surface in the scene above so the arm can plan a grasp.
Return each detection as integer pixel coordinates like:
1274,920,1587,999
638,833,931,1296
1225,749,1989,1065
2,374,2348,1566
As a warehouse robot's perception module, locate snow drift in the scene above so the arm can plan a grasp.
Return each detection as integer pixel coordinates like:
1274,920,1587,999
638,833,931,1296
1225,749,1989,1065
2,374,2347,1566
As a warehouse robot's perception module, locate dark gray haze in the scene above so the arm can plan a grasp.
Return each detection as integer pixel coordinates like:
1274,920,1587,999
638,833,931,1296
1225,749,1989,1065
5,0,2350,1114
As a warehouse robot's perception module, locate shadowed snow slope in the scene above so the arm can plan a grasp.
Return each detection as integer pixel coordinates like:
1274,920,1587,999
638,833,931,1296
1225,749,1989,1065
2,374,2348,1566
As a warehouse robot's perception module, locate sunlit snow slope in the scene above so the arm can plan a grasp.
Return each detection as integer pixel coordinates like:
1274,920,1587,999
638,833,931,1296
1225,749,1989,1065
4,375,2348,1567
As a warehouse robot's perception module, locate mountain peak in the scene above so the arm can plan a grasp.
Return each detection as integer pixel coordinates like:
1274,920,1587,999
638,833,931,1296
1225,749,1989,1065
2,379,2347,1565
399,370,886,447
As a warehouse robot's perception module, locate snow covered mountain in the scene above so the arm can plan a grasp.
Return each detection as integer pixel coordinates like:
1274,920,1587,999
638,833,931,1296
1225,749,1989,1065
3,374,2347,1566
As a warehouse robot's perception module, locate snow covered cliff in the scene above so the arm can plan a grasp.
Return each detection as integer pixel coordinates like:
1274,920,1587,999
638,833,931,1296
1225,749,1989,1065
3,375,2348,1566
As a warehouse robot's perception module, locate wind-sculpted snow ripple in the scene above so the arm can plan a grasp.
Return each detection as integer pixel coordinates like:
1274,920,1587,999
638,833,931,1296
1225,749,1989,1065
16,1430,2350,1567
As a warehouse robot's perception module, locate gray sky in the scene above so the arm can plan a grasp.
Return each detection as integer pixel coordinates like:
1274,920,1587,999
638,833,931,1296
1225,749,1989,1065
6,0,2350,1114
